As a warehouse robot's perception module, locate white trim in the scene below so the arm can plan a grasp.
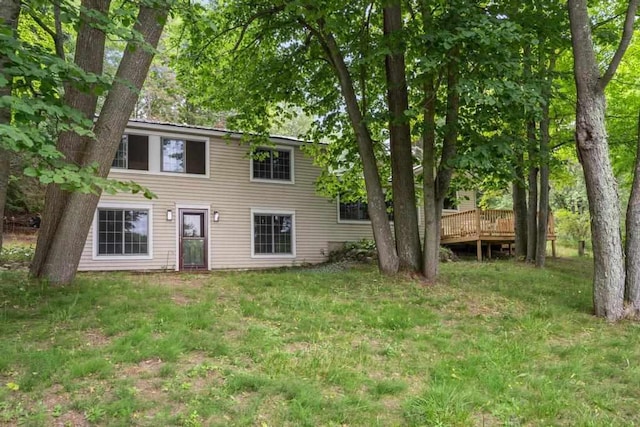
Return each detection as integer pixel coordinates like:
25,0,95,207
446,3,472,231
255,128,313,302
250,208,296,259
442,191,460,212
249,146,295,185
92,202,154,261
174,204,212,271
160,137,210,178
336,195,394,225
108,130,210,179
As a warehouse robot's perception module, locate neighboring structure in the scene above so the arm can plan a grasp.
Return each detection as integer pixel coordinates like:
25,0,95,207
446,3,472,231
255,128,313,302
77,120,476,272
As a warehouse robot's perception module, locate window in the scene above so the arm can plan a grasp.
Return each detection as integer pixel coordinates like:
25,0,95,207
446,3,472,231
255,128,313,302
161,138,206,174
252,148,292,182
443,193,458,211
338,198,394,222
112,134,149,170
97,208,149,256
252,211,294,256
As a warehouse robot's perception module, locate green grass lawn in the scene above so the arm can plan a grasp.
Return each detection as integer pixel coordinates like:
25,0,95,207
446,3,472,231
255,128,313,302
1,254,639,426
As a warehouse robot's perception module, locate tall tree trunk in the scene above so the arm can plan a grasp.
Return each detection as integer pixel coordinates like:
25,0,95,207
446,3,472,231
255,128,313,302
526,120,538,263
422,48,459,281
31,0,111,277
39,5,170,284
308,21,399,275
625,111,640,316
383,1,421,273
535,55,556,268
434,50,459,255
422,74,438,280
568,0,637,320
536,78,552,267
512,151,528,259
0,0,21,252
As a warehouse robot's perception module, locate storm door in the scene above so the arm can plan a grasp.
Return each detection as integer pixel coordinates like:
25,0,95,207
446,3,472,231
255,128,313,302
179,209,207,270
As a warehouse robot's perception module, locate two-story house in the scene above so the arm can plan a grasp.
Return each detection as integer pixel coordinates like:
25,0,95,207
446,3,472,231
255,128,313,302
77,120,475,271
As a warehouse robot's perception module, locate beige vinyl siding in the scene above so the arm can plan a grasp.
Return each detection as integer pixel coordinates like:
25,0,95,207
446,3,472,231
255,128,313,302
79,122,479,272
79,129,374,271
456,190,476,212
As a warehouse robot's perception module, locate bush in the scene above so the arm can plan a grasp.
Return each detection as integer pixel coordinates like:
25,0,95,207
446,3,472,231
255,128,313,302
329,240,457,263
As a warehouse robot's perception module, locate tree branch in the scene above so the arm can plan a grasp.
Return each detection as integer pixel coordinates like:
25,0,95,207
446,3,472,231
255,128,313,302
231,5,286,52
53,0,65,60
599,0,639,89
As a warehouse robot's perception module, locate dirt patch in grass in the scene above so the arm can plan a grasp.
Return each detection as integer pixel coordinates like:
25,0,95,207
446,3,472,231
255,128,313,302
471,411,503,426
53,410,89,427
170,293,192,306
120,358,164,378
41,384,90,427
83,328,111,347
283,341,314,354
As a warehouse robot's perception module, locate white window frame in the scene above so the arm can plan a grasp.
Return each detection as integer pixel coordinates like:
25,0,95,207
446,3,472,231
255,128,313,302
160,137,209,176
336,195,394,224
112,135,129,170
92,202,153,260
443,191,460,213
249,146,295,185
111,133,210,179
250,208,296,258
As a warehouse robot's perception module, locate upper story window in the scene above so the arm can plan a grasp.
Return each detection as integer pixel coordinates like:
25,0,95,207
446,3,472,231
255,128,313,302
161,138,206,175
112,134,149,170
338,197,394,222
252,147,293,182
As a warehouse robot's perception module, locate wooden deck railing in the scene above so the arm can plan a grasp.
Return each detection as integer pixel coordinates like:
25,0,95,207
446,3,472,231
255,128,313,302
441,209,556,242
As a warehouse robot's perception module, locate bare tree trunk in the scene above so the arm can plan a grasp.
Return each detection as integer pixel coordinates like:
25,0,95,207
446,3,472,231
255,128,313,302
512,151,528,259
536,87,552,267
526,120,538,263
422,49,459,281
39,5,170,284
383,1,421,273
309,22,399,275
625,111,640,316
422,74,438,281
0,0,21,252
568,0,638,320
31,0,111,277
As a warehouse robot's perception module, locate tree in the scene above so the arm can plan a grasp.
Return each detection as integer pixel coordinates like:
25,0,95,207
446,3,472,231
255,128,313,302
31,0,172,284
383,1,421,272
0,0,21,252
568,0,638,320
625,111,640,314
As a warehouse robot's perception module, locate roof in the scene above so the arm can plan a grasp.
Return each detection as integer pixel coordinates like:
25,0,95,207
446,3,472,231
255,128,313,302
127,118,308,146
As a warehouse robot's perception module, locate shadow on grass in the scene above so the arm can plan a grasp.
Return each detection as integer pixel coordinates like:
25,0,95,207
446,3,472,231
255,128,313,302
440,256,594,317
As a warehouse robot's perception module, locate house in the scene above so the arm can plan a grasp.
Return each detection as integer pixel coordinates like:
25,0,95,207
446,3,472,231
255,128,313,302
78,120,475,271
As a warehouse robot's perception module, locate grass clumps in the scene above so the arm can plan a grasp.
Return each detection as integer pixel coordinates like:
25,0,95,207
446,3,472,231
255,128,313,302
0,256,639,425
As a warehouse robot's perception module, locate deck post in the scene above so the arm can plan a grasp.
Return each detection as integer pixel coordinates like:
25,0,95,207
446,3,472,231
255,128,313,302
477,240,482,262
487,243,492,259
551,240,556,258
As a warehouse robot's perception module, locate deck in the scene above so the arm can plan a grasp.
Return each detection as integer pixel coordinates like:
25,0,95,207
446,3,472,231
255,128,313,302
440,209,556,261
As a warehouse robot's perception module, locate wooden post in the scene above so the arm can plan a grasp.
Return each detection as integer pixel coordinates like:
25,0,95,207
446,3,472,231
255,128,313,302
477,240,482,262
487,243,492,259
552,240,557,258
